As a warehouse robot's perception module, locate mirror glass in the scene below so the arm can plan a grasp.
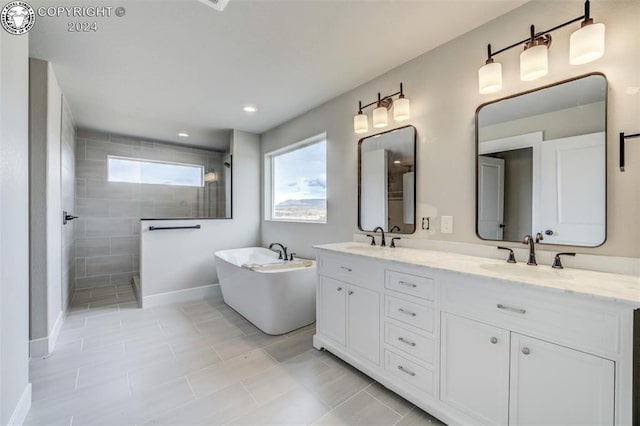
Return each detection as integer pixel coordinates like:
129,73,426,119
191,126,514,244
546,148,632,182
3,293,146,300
359,125,416,234
476,73,607,247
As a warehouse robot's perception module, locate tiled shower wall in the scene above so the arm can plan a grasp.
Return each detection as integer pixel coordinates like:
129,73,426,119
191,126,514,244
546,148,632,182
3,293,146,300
74,129,230,290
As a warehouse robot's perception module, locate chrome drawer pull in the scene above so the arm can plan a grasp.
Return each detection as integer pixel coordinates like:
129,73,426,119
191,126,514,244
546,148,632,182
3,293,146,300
397,308,417,317
398,281,417,288
398,337,416,347
397,365,416,377
496,303,526,314
340,266,353,272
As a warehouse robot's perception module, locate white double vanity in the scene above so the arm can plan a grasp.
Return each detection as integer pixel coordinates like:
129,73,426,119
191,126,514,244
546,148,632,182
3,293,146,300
313,242,639,425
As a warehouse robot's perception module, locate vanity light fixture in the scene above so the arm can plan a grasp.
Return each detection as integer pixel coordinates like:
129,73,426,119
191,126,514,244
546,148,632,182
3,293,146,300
177,132,189,138
353,83,410,134
479,0,605,94
243,105,257,113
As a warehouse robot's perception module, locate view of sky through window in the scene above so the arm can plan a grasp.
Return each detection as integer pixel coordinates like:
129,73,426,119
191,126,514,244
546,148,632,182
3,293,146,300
272,140,326,222
107,156,204,187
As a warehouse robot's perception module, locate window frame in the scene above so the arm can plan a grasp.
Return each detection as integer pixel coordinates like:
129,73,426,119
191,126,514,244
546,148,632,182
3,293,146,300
264,133,327,224
107,155,205,188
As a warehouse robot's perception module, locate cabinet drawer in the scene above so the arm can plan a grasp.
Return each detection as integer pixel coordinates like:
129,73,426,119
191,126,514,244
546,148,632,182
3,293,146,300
385,270,435,300
384,322,433,364
385,296,433,332
317,253,381,290
441,279,621,356
384,349,434,395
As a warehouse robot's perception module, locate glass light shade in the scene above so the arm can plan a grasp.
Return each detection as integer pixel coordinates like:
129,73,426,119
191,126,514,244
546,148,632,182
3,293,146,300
393,97,410,121
570,22,605,65
372,106,388,128
353,113,369,134
520,44,548,81
204,172,218,183
478,61,503,94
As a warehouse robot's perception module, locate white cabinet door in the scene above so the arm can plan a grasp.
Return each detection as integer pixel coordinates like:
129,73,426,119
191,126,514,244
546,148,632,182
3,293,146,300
440,313,510,426
509,333,615,426
347,284,380,365
319,276,346,346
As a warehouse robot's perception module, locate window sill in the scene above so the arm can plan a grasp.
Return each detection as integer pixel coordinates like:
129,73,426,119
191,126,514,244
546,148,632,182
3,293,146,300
265,218,326,225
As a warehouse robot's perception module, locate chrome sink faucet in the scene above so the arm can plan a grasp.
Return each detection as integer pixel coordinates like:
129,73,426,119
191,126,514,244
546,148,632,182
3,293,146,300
522,233,543,265
373,227,386,247
268,242,288,261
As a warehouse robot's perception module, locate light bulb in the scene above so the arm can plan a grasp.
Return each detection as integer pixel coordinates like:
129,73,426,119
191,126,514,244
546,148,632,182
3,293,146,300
372,106,388,128
520,44,548,81
393,97,410,121
353,113,369,134
570,22,605,65
478,61,502,94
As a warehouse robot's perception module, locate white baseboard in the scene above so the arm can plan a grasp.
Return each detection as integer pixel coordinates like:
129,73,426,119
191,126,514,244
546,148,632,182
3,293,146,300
29,310,66,357
48,310,65,353
142,284,221,308
29,337,49,358
7,383,31,426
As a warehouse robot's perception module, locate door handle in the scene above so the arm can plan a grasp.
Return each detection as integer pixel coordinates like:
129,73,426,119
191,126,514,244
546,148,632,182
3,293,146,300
63,211,79,225
545,229,554,236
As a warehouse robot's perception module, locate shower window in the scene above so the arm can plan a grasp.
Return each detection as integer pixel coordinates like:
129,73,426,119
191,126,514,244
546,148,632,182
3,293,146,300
107,156,204,187
264,134,327,223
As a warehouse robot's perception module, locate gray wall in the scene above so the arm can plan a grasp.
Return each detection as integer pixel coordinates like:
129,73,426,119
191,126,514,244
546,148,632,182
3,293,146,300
260,1,640,259
75,129,229,290
29,59,75,356
0,31,31,424
61,99,76,308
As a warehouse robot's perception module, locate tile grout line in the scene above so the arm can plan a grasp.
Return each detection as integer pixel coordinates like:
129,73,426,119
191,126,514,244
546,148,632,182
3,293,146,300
73,368,80,390
184,375,198,400
394,405,418,426
364,387,413,418
239,381,261,407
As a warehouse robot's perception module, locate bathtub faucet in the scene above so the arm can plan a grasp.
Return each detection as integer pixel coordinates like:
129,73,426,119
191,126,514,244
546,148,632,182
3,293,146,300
268,243,288,261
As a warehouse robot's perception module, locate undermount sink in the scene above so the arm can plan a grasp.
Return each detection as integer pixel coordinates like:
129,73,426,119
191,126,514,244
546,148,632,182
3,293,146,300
480,263,574,281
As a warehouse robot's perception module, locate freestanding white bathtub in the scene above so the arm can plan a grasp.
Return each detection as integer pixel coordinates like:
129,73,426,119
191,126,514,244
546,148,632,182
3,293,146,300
214,247,316,335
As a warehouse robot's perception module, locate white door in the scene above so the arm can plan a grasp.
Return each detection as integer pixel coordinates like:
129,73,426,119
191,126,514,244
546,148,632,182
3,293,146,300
318,277,346,345
440,313,510,426
509,333,615,425
347,284,380,365
540,132,605,246
477,156,505,240
361,149,388,231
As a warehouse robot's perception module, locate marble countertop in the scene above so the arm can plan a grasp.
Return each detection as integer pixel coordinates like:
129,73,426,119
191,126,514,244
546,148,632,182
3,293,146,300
314,242,640,306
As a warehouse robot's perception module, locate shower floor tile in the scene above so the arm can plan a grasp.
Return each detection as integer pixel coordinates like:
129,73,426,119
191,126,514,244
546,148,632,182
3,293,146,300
26,284,445,425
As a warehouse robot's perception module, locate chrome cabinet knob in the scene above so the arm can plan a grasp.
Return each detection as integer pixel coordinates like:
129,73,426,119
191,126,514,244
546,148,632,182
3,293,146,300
522,347,531,355
336,287,342,292
348,290,354,295
490,337,498,344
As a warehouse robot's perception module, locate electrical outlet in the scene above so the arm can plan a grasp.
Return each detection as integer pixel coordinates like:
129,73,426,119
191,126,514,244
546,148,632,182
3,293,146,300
441,216,453,234
422,217,430,230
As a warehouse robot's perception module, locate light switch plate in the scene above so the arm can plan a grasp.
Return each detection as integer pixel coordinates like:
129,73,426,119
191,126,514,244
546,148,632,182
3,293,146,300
441,216,453,234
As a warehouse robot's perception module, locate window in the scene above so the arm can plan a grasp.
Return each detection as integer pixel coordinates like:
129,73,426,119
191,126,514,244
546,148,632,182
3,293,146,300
265,134,327,223
107,156,204,187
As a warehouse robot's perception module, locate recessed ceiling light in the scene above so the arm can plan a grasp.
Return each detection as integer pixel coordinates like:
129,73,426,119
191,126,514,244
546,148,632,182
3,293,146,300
243,106,257,113
178,132,189,138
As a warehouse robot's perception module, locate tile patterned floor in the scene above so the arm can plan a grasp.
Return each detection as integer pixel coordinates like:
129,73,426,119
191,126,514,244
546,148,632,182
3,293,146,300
26,284,446,425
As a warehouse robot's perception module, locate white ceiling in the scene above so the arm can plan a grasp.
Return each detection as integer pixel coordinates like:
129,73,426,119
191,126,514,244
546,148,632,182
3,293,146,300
29,0,528,149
